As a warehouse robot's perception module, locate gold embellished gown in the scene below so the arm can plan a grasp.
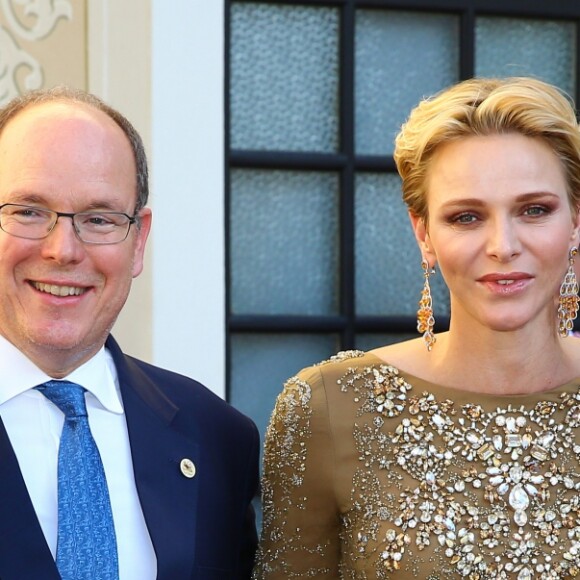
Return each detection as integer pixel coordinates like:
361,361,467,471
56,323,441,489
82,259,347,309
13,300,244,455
253,350,580,579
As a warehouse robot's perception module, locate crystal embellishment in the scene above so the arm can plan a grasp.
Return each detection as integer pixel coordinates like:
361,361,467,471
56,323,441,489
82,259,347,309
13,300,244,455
509,484,530,511
254,353,580,579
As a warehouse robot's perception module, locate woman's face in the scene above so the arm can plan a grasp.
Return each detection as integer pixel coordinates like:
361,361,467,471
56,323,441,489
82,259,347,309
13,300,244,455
412,133,580,333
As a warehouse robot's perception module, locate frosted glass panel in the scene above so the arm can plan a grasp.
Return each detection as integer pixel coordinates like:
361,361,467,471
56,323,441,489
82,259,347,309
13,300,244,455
231,170,339,315
355,173,450,316
476,17,575,96
230,333,338,440
355,10,459,156
230,3,339,152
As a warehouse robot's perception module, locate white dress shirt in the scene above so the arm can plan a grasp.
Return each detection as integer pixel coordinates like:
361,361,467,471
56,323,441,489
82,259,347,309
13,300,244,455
0,335,157,579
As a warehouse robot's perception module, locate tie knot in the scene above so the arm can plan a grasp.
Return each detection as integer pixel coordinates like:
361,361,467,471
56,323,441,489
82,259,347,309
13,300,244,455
36,380,88,419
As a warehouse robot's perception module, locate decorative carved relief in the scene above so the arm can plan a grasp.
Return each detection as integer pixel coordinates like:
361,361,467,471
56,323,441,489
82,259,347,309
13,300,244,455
0,0,72,103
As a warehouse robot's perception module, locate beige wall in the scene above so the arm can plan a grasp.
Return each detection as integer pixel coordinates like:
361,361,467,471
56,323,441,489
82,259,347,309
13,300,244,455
0,0,86,100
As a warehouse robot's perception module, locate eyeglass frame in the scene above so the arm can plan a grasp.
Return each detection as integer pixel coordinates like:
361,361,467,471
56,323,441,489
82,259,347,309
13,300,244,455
0,203,139,245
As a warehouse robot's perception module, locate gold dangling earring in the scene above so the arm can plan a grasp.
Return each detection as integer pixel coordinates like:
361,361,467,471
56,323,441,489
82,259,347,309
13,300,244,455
558,247,579,337
417,258,436,351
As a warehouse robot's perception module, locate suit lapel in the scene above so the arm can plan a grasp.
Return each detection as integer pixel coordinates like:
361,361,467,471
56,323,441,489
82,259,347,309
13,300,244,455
0,418,60,579
108,338,200,579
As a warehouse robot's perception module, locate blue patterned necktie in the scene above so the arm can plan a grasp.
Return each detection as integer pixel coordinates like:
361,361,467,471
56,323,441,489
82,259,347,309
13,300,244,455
36,380,119,580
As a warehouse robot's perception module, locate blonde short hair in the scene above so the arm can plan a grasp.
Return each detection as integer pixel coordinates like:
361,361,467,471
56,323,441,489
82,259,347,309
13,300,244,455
394,77,580,222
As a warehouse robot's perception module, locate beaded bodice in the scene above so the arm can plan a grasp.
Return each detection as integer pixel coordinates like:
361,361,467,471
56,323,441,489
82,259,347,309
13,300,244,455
254,351,580,579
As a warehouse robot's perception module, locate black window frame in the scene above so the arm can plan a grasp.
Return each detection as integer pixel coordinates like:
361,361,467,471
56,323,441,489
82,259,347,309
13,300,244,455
225,0,580,399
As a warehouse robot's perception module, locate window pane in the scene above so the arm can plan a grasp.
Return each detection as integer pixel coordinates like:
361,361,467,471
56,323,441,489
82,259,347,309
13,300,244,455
229,333,338,441
476,17,576,96
230,3,340,152
231,169,340,315
355,10,459,156
355,172,450,316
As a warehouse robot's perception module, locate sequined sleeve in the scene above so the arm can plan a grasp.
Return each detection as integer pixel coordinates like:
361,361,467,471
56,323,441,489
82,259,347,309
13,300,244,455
253,365,340,578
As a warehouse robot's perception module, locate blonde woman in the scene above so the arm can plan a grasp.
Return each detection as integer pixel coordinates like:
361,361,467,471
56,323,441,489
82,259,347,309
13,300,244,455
254,77,580,579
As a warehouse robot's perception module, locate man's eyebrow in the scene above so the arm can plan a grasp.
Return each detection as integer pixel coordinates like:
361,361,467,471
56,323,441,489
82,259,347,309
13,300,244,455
2,193,129,212
3,192,46,205
83,201,129,212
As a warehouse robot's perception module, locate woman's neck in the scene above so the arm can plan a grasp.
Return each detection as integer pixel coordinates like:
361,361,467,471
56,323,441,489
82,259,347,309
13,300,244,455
373,320,580,396
426,326,579,395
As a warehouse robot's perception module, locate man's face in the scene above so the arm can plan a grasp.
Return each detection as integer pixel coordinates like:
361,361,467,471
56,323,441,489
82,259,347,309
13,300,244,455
0,101,151,374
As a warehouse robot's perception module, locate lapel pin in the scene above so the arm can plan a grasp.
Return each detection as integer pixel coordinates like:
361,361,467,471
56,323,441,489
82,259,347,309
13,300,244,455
180,458,196,479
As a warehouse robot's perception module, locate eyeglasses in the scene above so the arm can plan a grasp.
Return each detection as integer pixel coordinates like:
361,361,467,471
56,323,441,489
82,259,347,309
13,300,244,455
0,204,138,245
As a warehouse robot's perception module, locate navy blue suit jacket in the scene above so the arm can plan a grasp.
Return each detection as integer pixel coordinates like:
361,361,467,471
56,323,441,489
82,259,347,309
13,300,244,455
0,335,260,579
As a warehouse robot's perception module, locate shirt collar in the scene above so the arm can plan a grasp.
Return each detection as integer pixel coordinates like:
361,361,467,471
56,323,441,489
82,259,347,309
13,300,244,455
0,335,123,414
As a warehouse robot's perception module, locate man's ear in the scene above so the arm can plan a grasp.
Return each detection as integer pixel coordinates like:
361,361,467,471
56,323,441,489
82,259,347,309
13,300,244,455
131,208,152,279
409,211,436,266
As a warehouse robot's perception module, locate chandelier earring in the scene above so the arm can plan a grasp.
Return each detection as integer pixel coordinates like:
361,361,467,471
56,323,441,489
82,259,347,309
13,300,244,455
417,258,436,351
558,247,579,337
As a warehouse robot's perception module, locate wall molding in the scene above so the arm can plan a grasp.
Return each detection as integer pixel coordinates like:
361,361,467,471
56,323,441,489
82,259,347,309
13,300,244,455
0,0,72,102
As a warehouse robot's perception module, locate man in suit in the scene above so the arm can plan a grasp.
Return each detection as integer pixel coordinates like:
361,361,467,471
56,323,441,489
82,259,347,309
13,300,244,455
0,87,259,579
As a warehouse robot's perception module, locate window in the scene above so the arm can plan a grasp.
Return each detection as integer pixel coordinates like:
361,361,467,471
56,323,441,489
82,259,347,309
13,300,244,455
226,0,580,441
